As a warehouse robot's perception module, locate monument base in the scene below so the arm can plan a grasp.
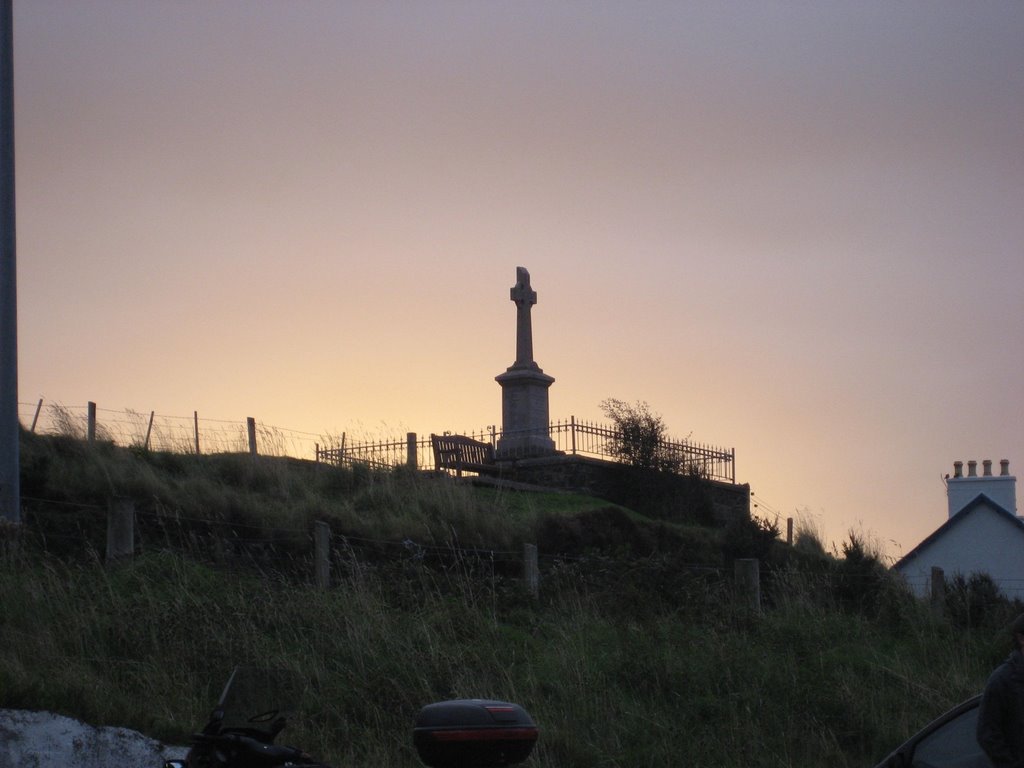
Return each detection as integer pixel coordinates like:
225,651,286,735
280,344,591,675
495,365,556,459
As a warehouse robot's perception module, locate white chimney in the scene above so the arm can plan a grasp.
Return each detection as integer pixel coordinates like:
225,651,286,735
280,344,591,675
947,459,1017,518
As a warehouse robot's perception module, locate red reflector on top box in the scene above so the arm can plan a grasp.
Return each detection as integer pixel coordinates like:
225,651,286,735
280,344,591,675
413,699,538,767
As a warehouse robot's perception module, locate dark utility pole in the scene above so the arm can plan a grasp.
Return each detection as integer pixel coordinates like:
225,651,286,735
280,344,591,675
0,0,19,525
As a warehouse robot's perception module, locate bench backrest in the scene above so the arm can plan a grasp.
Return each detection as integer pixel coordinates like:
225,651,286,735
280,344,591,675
430,434,495,473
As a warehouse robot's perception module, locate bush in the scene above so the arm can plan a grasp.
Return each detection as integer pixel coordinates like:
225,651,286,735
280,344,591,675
722,513,780,562
833,531,912,620
945,572,1024,631
599,398,681,473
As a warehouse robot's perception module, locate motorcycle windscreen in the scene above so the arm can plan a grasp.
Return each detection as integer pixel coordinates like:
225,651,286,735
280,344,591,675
216,666,303,738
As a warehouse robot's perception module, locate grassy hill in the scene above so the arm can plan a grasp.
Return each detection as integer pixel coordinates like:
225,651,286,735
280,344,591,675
0,431,1016,767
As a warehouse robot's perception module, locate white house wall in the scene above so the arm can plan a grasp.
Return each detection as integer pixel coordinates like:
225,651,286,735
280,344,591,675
897,505,1024,599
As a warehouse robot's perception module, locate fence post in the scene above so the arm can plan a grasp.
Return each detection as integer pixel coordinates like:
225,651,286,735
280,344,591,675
144,410,155,451
106,498,135,565
786,517,794,546
87,401,97,444
30,398,42,433
314,521,331,589
406,432,417,469
930,566,945,617
735,558,761,614
247,417,258,457
194,411,200,455
523,543,539,598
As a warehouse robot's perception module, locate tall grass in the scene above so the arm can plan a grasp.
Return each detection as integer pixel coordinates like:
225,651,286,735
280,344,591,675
0,543,1003,768
1,432,1013,767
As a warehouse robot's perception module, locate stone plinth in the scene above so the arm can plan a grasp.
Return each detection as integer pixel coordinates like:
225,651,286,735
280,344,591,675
495,366,555,458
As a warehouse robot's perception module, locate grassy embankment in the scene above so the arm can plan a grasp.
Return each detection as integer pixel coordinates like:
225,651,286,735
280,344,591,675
0,431,1015,768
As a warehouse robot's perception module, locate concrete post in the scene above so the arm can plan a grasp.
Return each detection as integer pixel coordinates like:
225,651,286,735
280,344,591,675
106,498,135,565
314,521,331,590
930,566,945,617
523,543,539,598
735,558,761,614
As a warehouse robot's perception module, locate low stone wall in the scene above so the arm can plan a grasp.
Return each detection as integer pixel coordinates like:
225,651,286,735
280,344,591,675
500,453,750,527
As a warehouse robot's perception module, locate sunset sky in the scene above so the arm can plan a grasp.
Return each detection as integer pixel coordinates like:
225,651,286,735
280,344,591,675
12,1,1024,558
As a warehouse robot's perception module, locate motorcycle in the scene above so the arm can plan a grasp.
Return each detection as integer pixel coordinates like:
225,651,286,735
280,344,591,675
164,666,329,768
165,667,538,768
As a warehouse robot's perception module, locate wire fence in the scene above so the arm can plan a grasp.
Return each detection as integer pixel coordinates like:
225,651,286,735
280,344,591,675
10,493,1024,623
19,401,737,483
18,399,327,459
8,492,961,610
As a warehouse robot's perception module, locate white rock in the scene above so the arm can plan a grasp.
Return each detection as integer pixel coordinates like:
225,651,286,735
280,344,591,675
0,709,188,768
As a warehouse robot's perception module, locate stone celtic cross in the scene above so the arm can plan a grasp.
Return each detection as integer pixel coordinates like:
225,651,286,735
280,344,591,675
511,266,537,368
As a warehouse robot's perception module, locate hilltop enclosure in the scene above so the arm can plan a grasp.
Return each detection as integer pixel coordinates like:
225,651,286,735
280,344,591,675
18,400,745,522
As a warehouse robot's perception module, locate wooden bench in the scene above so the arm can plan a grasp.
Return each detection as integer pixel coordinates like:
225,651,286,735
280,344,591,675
430,433,499,477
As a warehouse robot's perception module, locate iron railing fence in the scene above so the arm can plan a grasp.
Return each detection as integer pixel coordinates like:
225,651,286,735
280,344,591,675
318,417,736,484
316,433,426,471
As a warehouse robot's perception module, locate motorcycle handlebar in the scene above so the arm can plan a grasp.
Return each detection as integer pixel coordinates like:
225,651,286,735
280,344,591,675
192,731,306,762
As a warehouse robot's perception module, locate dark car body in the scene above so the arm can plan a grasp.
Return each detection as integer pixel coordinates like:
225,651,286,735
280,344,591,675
873,695,992,768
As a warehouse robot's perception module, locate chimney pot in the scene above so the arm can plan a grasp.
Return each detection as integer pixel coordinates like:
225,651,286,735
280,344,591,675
1001,459,1010,477
968,461,978,477
953,461,963,478
984,459,993,476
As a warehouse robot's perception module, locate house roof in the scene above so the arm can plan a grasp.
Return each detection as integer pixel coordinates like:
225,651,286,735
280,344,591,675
894,493,1024,571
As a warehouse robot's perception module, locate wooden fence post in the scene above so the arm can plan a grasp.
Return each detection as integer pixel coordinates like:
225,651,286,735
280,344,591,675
314,521,331,590
406,432,417,469
193,411,200,455
144,410,155,451
247,417,258,457
30,398,42,433
930,566,945,617
735,558,761,614
106,498,135,565
523,543,539,598
786,517,794,546
87,401,97,444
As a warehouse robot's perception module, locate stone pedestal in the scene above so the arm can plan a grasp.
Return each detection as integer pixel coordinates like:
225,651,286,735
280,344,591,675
495,365,555,458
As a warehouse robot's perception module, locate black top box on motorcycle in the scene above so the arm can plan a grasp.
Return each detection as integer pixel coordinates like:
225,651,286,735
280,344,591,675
413,699,538,768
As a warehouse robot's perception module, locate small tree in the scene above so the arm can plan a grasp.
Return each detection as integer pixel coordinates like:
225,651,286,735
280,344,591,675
599,398,681,473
